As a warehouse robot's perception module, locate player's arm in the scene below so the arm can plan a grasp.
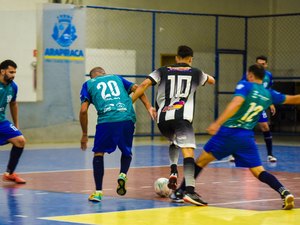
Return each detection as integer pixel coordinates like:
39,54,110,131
131,78,153,103
207,96,245,135
206,74,215,85
131,83,157,121
79,101,89,151
9,101,19,129
282,95,300,105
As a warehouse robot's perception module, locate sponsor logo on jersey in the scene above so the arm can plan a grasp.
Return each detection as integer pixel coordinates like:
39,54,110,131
162,100,185,112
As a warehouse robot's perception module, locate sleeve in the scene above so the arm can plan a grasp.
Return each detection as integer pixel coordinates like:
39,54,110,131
11,81,18,102
80,82,91,104
147,69,161,85
233,81,249,98
199,70,209,86
270,89,286,105
117,76,134,94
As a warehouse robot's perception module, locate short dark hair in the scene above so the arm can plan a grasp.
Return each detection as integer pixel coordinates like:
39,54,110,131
248,64,265,80
177,45,193,58
256,55,268,62
89,67,105,77
0,60,17,70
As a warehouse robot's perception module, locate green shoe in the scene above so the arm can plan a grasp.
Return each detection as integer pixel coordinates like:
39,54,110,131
88,191,103,202
117,173,127,196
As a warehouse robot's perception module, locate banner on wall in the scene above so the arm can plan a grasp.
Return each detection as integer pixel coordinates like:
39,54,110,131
43,4,85,63
42,3,86,122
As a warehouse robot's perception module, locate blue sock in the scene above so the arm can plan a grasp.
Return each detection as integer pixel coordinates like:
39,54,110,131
263,131,273,156
93,155,104,190
258,171,286,195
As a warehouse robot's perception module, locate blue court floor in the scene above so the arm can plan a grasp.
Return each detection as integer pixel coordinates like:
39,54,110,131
0,138,299,225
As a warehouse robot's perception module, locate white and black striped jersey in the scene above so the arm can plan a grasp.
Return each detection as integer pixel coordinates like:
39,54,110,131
148,63,209,124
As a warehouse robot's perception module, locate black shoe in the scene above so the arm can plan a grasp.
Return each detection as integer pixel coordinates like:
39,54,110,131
170,189,184,203
281,190,294,210
183,192,208,206
168,173,178,190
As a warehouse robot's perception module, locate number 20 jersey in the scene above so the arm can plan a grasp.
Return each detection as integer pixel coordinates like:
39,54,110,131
223,80,286,130
148,63,209,124
80,75,136,124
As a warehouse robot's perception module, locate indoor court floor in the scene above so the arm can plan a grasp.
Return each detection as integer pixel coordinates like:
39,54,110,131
0,136,299,225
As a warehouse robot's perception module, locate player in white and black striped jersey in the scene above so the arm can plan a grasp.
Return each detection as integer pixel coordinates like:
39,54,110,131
132,45,215,205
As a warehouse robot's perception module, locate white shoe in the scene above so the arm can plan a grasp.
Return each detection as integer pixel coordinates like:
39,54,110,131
228,155,235,162
268,155,277,162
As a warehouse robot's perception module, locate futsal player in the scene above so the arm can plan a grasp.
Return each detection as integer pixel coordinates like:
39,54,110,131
0,60,26,184
79,66,155,202
131,45,215,205
229,55,277,163
176,64,297,209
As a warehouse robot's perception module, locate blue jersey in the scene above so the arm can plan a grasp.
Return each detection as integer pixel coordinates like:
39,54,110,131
223,81,285,130
80,75,136,124
0,81,18,123
241,70,273,89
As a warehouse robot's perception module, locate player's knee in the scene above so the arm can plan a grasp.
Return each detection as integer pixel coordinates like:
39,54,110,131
14,136,26,148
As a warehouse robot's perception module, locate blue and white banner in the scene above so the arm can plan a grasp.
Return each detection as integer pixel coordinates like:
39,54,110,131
41,3,86,122
43,4,85,63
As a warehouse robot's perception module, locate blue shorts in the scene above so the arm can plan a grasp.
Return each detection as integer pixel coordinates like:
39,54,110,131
203,126,262,168
93,120,135,156
0,120,22,145
258,110,268,123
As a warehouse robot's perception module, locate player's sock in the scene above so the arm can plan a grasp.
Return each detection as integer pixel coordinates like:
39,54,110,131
258,171,285,194
263,131,273,156
169,144,179,166
120,154,132,174
183,157,195,192
178,163,203,191
170,164,178,174
6,146,24,174
93,155,104,190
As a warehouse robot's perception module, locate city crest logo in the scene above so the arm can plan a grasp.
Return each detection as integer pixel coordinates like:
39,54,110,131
52,14,77,47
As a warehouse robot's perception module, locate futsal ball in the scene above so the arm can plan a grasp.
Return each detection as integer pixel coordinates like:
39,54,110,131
154,177,172,197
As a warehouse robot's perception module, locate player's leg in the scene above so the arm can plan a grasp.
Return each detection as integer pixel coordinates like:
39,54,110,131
250,166,294,210
89,123,116,202
157,121,179,190
1,121,26,184
116,120,135,196
89,152,105,202
258,111,276,162
168,143,179,190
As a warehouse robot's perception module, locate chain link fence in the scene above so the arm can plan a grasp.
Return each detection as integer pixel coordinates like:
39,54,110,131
86,6,300,136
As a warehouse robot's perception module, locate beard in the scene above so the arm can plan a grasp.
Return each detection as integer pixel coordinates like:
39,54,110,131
4,75,13,84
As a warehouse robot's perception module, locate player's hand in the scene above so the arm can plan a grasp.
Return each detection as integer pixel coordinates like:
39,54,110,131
270,104,276,116
148,107,157,121
80,134,88,151
206,122,220,135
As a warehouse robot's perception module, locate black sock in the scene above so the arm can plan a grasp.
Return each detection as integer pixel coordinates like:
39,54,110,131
120,154,132,174
93,155,104,190
6,146,24,174
258,171,286,195
263,131,273,156
170,164,178,174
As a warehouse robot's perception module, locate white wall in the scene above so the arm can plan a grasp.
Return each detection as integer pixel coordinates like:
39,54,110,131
0,0,48,102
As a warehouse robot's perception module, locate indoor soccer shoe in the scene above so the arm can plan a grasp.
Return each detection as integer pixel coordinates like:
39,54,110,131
170,189,184,203
2,173,26,184
183,192,208,206
168,173,178,190
88,191,103,202
281,190,294,210
117,173,127,196
267,155,277,162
